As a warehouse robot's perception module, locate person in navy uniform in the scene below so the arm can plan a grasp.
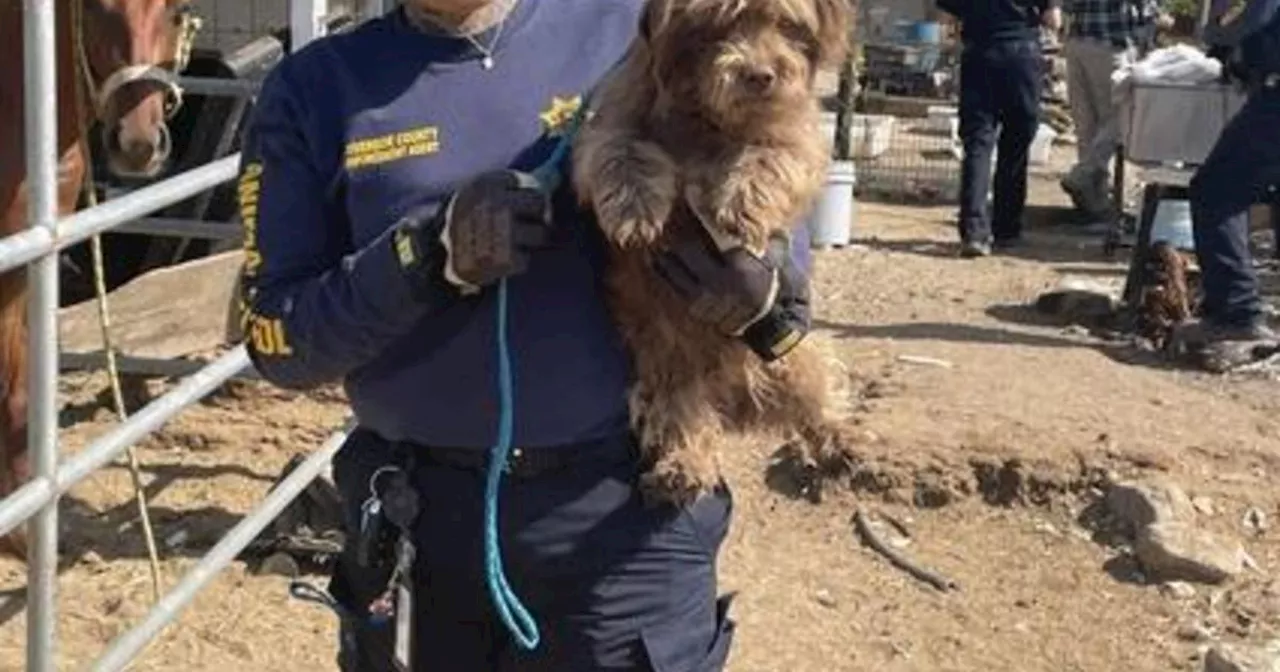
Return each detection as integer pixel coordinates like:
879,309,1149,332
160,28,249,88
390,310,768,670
235,0,816,669
1187,0,1280,371
938,0,1062,257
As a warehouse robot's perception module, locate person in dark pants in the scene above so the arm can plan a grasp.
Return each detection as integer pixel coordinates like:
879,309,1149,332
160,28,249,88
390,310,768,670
235,0,817,668
939,0,1062,257
1188,0,1280,371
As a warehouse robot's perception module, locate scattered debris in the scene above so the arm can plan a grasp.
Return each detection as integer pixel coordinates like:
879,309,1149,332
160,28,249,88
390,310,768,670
1242,508,1269,536
814,588,838,609
164,528,189,550
1193,496,1217,517
1033,520,1062,537
1228,352,1280,378
895,354,954,369
1203,640,1280,672
853,508,958,592
1177,621,1213,643
1160,581,1198,600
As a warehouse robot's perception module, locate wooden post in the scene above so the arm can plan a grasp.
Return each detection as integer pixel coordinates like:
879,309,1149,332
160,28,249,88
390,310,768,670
833,50,858,161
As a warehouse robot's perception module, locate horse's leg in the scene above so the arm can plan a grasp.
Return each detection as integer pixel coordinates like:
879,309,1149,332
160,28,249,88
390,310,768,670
0,139,85,557
0,268,29,556
0,271,28,482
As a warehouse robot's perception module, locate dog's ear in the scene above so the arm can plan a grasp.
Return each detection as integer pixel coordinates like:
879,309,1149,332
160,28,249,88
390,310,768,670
811,0,854,68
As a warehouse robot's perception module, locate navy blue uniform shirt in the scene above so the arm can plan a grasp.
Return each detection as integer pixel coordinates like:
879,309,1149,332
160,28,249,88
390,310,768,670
1205,0,1280,78
237,0,815,450
939,0,1058,43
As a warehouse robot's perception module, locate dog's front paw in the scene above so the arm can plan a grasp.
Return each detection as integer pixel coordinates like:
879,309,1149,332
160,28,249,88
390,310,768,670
595,186,673,248
592,143,677,248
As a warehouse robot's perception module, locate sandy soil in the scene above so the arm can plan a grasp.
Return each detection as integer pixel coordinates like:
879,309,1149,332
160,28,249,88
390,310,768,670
1,146,1279,672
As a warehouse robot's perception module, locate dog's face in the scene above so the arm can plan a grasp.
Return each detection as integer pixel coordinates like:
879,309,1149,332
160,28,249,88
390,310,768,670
641,0,851,135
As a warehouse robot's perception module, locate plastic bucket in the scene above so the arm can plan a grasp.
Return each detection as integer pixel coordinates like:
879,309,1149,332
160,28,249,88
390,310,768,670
909,21,942,44
806,160,857,249
1149,198,1195,251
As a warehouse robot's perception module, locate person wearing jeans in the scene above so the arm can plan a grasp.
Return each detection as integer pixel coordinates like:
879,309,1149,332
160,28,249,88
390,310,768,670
1059,0,1166,220
1186,0,1280,371
939,0,1062,257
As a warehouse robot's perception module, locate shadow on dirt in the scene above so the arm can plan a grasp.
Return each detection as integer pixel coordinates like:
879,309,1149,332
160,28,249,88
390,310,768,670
857,233,1122,267
816,316,1093,350
0,461,282,627
59,460,279,562
983,302,1193,373
856,237,958,260
0,587,23,628
815,298,1193,375
852,201,1123,267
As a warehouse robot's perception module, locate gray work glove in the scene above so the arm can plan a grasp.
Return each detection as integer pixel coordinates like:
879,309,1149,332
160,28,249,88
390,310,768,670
393,170,553,298
652,212,812,361
652,223,781,337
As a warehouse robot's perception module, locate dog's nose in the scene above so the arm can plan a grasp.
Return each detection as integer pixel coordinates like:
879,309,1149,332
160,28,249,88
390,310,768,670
742,68,776,93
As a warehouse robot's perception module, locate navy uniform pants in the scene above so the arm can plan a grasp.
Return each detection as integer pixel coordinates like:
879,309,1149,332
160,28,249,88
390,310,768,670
326,427,736,671
957,37,1044,245
1190,85,1280,329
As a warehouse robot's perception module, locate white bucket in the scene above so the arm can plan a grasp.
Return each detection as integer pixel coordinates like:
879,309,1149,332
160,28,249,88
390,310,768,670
1029,124,1058,166
1149,198,1195,251
806,160,857,249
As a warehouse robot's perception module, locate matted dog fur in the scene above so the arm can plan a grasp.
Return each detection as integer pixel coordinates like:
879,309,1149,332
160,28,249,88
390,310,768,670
571,0,857,505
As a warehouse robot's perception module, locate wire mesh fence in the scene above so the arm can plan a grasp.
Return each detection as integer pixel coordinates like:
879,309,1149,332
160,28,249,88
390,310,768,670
832,2,966,207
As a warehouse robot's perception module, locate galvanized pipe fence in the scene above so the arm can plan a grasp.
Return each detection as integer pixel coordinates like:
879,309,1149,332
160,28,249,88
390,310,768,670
4,0,399,669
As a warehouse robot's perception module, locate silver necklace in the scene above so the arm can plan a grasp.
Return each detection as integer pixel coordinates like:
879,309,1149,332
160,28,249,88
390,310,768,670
411,2,513,70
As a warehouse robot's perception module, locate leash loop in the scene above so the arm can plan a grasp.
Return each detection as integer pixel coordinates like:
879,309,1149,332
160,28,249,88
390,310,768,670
482,98,590,651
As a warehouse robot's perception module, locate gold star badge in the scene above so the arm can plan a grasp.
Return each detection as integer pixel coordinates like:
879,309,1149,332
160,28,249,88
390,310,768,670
540,95,583,136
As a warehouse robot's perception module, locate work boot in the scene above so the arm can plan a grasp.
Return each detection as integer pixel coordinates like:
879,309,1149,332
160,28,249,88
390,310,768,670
1060,171,1112,222
1191,321,1280,373
959,239,991,258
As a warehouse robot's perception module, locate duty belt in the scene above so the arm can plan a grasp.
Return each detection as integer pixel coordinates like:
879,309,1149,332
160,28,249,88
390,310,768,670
400,434,638,478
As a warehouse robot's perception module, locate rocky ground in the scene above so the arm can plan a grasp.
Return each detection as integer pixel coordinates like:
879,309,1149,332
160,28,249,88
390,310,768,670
1,147,1279,671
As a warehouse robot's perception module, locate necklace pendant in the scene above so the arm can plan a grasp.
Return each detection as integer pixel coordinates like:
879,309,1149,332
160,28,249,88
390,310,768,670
481,55,495,70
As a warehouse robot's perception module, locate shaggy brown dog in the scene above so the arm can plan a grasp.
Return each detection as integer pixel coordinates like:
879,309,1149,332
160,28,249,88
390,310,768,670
1137,241,1196,351
571,0,856,506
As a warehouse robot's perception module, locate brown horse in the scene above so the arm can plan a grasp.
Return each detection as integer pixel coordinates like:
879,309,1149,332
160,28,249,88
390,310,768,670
0,0,201,553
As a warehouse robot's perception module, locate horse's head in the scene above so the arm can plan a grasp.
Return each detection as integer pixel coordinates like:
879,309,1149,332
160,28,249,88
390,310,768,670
77,0,201,179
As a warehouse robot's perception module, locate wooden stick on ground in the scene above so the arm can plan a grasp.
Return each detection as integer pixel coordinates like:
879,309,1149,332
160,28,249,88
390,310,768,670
853,508,959,592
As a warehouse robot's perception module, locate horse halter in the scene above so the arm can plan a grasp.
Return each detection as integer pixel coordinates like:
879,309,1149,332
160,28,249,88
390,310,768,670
70,0,204,125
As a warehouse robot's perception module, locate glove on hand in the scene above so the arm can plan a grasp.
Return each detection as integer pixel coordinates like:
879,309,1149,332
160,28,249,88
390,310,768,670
654,222,811,361
393,170,552,298
653,225,781,338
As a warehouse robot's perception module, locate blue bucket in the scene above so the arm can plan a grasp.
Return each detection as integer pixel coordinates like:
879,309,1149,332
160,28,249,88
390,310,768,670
909,21,942,44
806,161,858,249
1150,198,1195,251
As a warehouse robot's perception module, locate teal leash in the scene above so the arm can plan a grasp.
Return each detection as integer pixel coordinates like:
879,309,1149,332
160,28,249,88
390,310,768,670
483,100,589,652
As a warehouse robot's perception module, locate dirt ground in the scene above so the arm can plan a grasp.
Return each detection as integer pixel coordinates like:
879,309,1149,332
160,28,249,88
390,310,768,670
2,145,1280,672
